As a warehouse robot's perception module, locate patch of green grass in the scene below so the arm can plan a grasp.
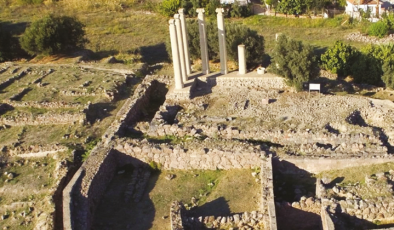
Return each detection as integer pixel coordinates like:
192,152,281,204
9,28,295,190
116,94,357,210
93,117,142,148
149,169,260,229
317,162,394,185
243,15,367,55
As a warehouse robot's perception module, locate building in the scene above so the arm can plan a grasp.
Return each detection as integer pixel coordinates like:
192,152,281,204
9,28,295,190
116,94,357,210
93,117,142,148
345,0,382,19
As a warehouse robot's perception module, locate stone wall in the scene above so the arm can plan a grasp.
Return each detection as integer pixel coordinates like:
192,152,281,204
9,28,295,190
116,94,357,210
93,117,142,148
261,155,277,230
0,112,86,126
101,75,171,146
63,75,172,229
0,69,28,90
170,201,184,230
114,139,264,170
346,32,394,45
321,206,335,230
203,74,287,89
283,157,394,174
3,101,84,109
5,144,67,157
183,210,265,229
143,122,387,156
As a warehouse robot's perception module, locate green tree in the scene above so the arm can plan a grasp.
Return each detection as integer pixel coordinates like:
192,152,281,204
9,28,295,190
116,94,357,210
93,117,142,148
276,0,305,15
20,15,87,56
320,41,357,76
382,60,394,89
230,2,251,18
159,0,181,17
271,34,318,90
351,52,382,85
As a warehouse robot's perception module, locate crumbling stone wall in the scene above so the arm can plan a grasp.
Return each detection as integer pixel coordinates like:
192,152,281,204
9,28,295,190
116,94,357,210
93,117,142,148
0,112,86,126
5,144,67,157
346,32,394,45
321,206,335,230
101,75,172,146
143,122,387,156
283,157,394,174
261,155,277,230
204,74,287,89
114,139,264,170
63,75,171,229
3,101,84,109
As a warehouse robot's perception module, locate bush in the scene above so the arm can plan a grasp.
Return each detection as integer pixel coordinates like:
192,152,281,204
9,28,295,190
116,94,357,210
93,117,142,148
351,52,382,85
382,61,394,89
320,41,357,77
271,34,318,91
229,2,251,18
368,21,389,38
20,15,87,56
159,0,181,17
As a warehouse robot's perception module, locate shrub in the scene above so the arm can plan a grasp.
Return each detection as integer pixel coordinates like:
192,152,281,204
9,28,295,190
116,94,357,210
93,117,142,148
361,44,394,64
382,61,394,89
368,21,389,38
382,12,394,30
320,41,357,77
271,34,318,91
205,0,221,17
20,15,87,56
159,0,181,17
229,2,251,18
351,52,382,85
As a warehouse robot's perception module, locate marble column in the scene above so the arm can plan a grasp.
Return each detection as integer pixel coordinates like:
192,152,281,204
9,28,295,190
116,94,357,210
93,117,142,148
216,8,228,75
196,8,209,75
169,19,183,89
178,8,191,75
238,45,246,75
174,14,187,83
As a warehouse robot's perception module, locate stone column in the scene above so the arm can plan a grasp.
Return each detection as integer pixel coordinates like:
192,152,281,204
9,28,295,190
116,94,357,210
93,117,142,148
196,8,209,75
178,8,191,75
174,14,187,83
169,19,183,90
238,45,246,75
216,8,228,75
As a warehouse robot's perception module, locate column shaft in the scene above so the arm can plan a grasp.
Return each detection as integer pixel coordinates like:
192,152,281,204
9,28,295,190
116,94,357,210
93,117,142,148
216,8,228,75
197,8,209,75
238,45,246,75
178,9,192,75
174,14,187,83
169,19,183,89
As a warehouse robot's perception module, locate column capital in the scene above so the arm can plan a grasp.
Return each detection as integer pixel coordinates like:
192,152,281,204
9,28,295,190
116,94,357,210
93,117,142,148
178,8,185,14
196,8,205,14
216,8,224,14
174,13,180,19
169,19,175,25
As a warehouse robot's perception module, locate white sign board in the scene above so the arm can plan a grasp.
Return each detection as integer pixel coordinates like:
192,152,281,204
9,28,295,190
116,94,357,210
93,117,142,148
309,84,320,91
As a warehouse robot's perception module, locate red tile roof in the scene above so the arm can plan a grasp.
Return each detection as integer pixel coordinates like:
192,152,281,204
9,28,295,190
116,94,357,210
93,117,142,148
347,0,380,4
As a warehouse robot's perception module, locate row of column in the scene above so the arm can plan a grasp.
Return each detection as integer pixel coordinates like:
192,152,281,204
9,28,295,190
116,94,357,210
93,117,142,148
169,9,190,90
169,8,247,90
